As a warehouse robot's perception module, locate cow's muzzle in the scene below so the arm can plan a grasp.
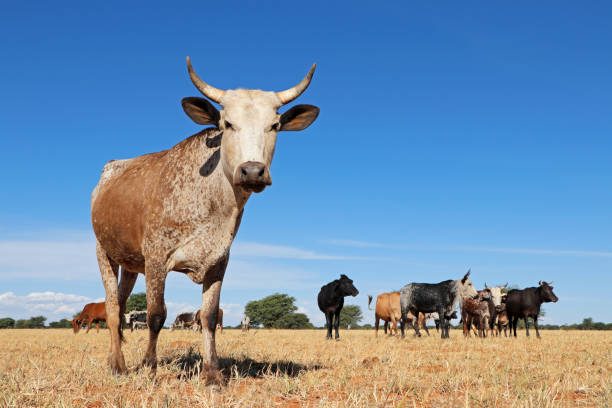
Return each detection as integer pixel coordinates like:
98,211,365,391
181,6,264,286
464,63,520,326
235,161,272,193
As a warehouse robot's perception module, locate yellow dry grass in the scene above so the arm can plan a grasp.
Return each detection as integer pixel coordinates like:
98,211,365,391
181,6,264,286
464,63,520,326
0,328,610,407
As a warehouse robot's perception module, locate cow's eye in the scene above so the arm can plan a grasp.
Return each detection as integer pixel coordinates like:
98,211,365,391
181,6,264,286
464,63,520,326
270,122,280,131
224,121,233,129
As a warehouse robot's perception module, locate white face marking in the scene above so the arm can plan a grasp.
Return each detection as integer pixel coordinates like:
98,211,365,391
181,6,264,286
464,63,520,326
218,90,281,185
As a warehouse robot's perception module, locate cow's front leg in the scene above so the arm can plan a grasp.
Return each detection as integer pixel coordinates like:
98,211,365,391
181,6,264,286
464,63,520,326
333,309,341,340
533,315,541,339
200,257,227,385
142,263,167,370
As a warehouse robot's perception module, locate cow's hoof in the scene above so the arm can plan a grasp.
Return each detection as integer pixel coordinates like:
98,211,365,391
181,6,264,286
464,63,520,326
201,365,225,387
108,356,128,376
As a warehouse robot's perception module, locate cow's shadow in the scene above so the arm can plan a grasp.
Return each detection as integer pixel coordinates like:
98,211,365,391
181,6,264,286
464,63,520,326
159,347,323,380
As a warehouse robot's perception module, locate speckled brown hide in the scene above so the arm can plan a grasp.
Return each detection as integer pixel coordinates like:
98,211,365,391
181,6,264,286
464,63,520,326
92,128,244,376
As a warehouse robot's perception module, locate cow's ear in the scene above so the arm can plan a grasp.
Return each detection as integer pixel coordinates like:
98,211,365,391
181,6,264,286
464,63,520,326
182,97,220,125
280,104,319,131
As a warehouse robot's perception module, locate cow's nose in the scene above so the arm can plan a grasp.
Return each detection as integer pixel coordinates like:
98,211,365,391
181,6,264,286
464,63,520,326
240,162,266,179
237,161,271,192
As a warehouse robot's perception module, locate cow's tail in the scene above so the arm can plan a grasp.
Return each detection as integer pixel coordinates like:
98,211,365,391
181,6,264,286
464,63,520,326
367,295,373,310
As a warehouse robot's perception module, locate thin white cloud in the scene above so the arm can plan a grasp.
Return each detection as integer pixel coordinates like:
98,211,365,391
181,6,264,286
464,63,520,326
327,238,612,258
232,241,370,260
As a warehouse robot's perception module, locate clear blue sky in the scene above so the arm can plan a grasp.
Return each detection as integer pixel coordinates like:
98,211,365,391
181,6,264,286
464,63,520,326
1,1,610,326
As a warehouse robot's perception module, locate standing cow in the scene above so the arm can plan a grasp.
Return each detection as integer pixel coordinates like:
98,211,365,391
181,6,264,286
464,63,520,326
317,274,359,340
91,57,319,379
171,312,195,330
193,308,223,333
399,270,478,339
124,310,147,331
506,281,558,338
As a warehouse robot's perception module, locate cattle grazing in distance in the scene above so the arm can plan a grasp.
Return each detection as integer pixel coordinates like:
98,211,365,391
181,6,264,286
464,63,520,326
72,302,107,334
193,308,223,333
91,57,319,377
400,270,478,339
318,275,359,340
124,310,147,331
506,281,558,338
171,312,196,330
241,315,250,332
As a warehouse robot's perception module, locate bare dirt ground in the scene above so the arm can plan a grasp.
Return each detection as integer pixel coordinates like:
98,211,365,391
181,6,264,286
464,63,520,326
0,328,609,407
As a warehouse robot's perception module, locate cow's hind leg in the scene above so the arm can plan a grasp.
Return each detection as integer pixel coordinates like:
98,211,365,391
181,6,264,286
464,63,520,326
533,315,541,339
524,314,530,337
96,242,126,374
324,312,333,339
142,261,168,371
374,315,380,337
118,268,138,324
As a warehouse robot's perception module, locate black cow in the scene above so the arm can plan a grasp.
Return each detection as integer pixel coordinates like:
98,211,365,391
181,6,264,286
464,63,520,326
506,281,558,338
317,274,359,340
399,270,478,339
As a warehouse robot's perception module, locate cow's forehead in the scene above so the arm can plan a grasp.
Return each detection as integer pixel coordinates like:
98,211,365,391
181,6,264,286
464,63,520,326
220,89,281,119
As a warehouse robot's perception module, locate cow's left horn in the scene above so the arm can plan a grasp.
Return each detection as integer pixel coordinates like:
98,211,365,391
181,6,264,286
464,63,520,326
186,56,225,103
276,64,316,105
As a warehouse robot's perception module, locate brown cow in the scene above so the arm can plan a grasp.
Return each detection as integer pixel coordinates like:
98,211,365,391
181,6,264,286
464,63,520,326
368,293,430,337
194,308,223,333
72,302,106,334
90,57,318,379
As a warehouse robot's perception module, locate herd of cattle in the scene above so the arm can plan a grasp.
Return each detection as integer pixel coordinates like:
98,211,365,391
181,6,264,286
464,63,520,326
317,270,558,340
72,270,558,343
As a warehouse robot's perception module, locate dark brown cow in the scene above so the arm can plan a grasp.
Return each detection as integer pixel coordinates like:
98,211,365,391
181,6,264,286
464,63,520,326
72,302,107,334
91,57,319,379
461,291,491,338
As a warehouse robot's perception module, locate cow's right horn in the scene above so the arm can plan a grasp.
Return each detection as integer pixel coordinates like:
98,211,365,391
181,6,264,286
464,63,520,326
276,64,316,105
186,56,225,103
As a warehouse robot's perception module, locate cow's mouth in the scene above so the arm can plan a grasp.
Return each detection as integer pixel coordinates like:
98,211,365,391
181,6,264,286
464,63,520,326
241,182,268,193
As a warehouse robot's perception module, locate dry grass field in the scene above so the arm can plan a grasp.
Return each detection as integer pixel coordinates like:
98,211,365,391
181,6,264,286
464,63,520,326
0,328,609,407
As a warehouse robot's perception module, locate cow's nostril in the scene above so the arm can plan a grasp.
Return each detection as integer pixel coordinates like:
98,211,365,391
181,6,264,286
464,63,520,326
241,167,248,176
258,168,265,177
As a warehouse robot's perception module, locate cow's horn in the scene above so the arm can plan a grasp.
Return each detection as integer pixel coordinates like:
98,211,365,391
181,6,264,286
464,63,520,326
186,56,225,103
276,64,316,105
539,280,543,285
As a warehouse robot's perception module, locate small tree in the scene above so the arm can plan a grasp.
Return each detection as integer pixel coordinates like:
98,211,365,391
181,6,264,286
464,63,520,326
275,313,313,329
28,316,47,328
245,293,298,328
340,305,363,328
0,317,15,329
127,293,147,312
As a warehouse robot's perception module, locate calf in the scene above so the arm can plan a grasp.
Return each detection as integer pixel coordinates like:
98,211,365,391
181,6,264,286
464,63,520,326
506,281,558,338
400,270,478,339
496,303,509,337
72,302,107,334
318,274,359,340
461,290,491,337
